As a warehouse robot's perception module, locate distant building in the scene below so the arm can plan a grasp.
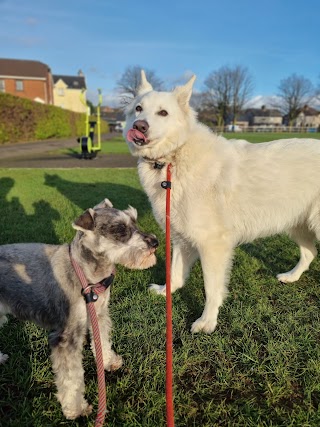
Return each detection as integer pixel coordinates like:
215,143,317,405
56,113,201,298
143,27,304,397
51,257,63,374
53,71,87,113
245,105,283,127
0,58,53,104
101,107,126,132
294,105,320,129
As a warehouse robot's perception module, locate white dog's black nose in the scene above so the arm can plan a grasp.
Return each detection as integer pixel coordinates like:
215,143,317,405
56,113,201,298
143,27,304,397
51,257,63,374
133,120,149,134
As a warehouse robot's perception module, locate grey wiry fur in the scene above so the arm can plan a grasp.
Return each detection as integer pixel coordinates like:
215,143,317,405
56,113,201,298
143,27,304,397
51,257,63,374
0,198,158,420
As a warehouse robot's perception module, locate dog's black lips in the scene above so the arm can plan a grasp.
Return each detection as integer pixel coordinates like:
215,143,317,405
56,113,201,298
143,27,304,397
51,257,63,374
133,137,149,146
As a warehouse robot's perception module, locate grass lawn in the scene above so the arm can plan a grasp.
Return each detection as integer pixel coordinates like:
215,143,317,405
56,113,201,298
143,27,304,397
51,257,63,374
52,132,320,158
1,143,320,425
224,131,320,144
56,135,131,156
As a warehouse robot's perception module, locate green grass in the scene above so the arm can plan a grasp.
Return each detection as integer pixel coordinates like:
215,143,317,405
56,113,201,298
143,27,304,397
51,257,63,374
224,132,320,144
1,168,320,426
52,133,320,158
55,135,131,156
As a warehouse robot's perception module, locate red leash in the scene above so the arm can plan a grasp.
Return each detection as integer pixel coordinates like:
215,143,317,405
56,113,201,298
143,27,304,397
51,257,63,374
70,249,109,427
161,163,175,427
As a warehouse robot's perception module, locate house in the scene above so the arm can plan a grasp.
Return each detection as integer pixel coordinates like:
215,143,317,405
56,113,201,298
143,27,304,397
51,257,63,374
53,71,87,113
0,58,53,104
244,105,283,127
294,105,320,129
101,107,126,132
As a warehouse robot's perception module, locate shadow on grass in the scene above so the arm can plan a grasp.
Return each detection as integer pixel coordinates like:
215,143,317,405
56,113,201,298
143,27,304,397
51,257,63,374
44,173,151,213
0,318,34,425
0,177,61,245
241,236,299,278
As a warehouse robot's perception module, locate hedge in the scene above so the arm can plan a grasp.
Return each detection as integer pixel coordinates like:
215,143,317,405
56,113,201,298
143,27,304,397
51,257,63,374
0,93,109,144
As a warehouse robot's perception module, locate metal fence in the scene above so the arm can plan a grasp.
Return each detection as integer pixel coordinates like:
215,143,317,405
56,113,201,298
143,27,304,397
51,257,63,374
214,126,320,133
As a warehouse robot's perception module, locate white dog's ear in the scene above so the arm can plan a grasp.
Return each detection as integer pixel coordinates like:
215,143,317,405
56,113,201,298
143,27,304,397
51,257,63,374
93,198,113,210
137,70,153,96
173,75,196,108
72,208,95,231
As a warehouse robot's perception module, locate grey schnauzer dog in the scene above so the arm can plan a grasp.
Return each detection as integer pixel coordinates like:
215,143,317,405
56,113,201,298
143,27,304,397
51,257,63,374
0,198,158,420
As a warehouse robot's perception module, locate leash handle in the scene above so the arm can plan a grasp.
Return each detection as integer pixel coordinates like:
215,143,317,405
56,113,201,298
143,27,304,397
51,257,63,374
163,163,175,427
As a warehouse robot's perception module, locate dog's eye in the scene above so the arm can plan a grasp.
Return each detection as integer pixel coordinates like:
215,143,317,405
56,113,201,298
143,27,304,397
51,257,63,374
113,224,127,235
158,110,168,117
109,223,133,242
135,105,142,113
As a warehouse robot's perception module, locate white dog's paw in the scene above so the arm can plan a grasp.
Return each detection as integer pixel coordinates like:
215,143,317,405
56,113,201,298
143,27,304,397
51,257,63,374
277,271,300,283
149,283,166,296
0,352,8,364
191,317,217,334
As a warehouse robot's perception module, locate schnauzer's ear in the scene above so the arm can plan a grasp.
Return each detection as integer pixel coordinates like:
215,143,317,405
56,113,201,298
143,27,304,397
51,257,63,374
125,205,138,221
72,209,95,231
93,198,113,210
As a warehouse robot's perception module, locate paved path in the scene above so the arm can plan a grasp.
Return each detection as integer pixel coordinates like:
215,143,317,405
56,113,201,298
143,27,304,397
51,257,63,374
0,134,137,168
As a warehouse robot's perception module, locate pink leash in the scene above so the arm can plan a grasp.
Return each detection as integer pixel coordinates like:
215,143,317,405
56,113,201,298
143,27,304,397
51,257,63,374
70,248,110,427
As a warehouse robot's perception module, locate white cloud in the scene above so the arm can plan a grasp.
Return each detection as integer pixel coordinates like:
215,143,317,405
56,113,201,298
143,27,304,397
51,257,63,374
87,88,121,108
245,95,282,109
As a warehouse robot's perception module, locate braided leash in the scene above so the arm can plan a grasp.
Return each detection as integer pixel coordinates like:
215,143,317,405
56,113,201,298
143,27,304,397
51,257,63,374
70,247,114,427
161,163,175,427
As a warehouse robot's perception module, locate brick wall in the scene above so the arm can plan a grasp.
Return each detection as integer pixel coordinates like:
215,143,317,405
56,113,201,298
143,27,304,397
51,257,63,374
1,76,53,104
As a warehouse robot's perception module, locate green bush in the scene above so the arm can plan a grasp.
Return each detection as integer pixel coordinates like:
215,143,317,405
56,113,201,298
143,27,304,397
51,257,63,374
35,106,72,139
0,93,109,144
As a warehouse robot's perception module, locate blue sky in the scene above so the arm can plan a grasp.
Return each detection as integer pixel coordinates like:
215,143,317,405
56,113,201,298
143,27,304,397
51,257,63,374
1,0,319,106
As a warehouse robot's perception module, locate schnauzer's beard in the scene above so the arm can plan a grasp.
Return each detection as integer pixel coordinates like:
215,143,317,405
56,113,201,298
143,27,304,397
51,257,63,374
122,248,157,270
111,245,157,270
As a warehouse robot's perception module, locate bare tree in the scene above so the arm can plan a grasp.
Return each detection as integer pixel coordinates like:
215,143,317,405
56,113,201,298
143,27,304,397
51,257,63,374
117,66,163,103
277,74,314,125
204,65,254,127
316,74,320,99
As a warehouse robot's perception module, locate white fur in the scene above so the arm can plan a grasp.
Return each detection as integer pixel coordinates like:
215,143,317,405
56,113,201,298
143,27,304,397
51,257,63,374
124,70,320,333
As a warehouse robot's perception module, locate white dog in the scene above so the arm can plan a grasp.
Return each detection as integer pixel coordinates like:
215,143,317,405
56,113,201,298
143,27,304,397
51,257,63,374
124,70,320,334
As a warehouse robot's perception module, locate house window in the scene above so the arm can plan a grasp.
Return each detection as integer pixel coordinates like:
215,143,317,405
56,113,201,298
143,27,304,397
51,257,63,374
0,80,5,92
15,80,24,91
57,88,65,96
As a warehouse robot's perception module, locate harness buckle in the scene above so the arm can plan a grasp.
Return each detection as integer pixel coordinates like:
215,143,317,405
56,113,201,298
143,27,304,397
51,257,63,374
161,181,171,189
81,288,99,304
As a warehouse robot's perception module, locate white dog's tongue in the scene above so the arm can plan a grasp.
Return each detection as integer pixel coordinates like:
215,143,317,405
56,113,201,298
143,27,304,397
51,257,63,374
127,129,147,145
